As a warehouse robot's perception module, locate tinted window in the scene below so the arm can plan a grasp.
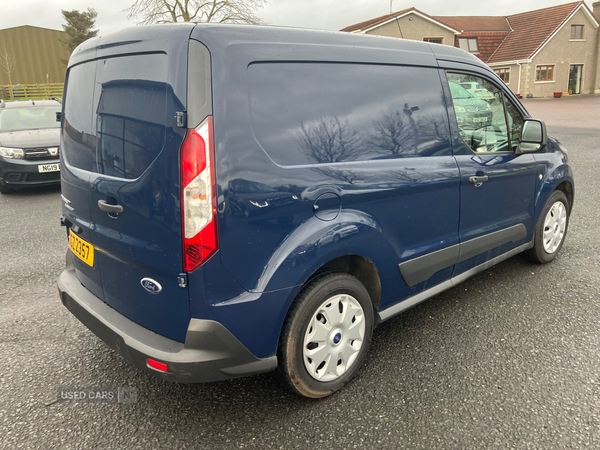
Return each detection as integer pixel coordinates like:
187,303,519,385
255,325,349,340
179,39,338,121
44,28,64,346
504,95,524,148
447,72,510,153
63,62,97,172
63,54,168,179
248,63,451,166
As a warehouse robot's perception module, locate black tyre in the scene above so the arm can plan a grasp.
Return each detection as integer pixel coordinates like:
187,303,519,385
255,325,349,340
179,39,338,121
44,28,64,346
277,272,374,398
0,183,13,194
524,190,570,263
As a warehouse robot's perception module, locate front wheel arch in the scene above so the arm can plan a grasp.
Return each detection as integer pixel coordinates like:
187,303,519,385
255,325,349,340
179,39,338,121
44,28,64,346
524,189,570,264
555,180,573,213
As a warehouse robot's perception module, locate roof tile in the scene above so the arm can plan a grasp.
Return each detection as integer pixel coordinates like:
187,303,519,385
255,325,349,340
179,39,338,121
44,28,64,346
454,31,510,62
433,16,511,32
340,7,459,33
341,2,591,64
487,1,583,63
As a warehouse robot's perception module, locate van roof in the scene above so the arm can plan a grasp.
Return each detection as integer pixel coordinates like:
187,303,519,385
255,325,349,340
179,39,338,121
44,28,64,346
70,23,487,71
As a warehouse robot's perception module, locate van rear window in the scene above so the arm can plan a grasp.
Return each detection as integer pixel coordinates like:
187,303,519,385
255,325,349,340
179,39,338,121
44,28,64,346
63,54,168,179
248,63,451,166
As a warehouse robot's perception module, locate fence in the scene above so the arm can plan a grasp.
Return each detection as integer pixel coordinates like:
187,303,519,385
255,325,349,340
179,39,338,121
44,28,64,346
1,83,64,100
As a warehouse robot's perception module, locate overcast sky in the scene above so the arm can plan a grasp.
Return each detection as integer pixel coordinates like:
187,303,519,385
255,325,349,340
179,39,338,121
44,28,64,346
1,0,597,35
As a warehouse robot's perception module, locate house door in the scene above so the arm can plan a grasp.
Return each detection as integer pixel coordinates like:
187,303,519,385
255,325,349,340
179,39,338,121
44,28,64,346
568,65,583,95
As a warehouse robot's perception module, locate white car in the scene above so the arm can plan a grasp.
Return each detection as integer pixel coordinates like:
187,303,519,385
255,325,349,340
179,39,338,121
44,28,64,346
459,82,495,101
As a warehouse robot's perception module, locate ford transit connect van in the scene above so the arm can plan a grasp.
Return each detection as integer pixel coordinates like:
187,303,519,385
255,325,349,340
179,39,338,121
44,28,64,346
57,24,573,398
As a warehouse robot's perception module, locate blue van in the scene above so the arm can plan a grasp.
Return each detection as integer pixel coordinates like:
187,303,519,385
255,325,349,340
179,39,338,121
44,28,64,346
57,24,573,398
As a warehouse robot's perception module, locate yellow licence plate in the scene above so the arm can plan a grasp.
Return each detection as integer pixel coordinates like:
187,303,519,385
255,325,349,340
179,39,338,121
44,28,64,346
68,230,94,267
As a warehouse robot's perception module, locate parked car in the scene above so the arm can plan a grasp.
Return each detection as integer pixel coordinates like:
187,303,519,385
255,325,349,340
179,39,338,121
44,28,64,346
317,223,360,247
0,98,61,194
448,82,493,131
57,24,573,398
459,81,495,101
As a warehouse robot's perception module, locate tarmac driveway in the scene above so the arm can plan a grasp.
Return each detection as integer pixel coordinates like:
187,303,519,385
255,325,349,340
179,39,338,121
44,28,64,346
0,94,599,449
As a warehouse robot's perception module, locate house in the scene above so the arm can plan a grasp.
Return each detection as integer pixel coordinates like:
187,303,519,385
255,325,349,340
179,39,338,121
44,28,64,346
0,25,70,86
341,2,600,97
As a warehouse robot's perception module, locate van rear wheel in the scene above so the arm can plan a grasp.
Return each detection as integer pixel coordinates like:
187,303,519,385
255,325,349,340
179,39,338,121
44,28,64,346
277,273,374,398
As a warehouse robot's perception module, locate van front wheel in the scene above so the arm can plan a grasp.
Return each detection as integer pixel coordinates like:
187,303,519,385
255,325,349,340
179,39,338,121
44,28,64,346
277,273,374,398
524,190,570,263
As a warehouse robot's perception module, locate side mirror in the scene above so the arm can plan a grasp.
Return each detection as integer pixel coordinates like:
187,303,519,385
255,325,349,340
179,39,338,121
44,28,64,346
516,119,547,154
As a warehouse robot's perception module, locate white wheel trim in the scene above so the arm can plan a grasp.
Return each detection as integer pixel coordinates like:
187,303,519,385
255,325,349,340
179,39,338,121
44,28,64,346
303,294,365,382
543,201,567,254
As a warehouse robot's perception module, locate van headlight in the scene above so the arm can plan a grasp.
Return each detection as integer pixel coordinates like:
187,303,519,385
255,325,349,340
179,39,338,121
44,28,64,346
0,147,24,159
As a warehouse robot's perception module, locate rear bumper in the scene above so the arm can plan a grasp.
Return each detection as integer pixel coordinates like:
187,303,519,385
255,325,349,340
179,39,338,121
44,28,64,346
0,157,60,188
57,253,277,383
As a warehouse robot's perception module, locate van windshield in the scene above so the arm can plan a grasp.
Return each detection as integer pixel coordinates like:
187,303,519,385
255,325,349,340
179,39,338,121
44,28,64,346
0,106,61,132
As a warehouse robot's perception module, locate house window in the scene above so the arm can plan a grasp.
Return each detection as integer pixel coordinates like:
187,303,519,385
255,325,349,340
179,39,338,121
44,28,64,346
494,68,510,83
458,38,479,53
423,37,443,44
570,25,584,40
535,65,555,82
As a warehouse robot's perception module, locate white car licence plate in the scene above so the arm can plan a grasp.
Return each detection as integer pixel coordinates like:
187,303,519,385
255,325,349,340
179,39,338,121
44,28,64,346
473,117,488,123
38,163,60,173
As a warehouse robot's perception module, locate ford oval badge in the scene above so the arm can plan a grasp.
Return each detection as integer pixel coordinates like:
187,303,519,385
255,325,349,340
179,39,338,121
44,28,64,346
141,278,162,294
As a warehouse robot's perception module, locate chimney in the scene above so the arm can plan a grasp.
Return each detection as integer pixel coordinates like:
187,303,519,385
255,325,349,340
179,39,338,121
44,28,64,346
594,2,600,21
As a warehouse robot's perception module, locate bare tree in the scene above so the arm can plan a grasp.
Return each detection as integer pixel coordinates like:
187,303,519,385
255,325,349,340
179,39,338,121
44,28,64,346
0,35,16,98
368,109,415,157
125,0,268,25
296,116,362,164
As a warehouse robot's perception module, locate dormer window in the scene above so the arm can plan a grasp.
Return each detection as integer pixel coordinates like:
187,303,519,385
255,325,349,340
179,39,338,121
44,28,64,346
570,25,584,40
458,38,479,54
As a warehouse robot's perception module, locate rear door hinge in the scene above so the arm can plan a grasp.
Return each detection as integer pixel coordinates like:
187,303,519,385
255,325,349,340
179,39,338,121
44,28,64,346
175,111,187,128
177,273,188,288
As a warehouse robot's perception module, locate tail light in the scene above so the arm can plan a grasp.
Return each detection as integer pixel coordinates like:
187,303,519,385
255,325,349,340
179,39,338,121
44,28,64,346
180,116,218,272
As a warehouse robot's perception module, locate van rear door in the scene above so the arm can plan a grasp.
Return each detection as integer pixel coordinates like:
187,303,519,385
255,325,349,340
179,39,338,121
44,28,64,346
61,27,193,342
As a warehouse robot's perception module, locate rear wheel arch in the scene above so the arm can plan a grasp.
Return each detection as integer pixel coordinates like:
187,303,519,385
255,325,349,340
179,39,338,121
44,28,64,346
275,254,381,357
276,271,375,397
303,254,382,312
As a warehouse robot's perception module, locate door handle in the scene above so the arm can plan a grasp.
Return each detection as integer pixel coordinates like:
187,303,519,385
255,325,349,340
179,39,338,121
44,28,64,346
469,175,489,187
98,200,123,214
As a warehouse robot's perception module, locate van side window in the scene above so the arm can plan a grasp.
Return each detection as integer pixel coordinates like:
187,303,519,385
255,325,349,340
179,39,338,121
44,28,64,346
504,95,524,149
248,63,451,166
447,72,510,153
